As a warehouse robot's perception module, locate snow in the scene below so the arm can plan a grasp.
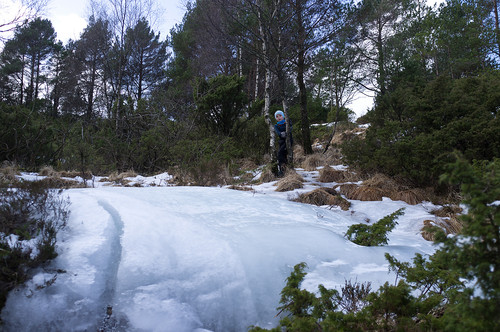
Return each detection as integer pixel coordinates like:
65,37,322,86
1,167,439,331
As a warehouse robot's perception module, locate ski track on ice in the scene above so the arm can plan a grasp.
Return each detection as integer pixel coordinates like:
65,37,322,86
96,200,124,315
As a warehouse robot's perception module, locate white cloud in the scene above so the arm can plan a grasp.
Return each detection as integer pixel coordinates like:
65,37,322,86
51,13,87,42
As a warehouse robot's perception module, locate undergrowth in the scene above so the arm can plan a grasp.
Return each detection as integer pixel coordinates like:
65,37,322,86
344,208,405,246
0,179,70,312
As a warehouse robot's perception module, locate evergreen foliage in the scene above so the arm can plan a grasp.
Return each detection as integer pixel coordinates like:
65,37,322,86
253,157,500,331
0,179,70,310
342,72,500,187
194,74,248,136
0,0,498,188
345,208,404,246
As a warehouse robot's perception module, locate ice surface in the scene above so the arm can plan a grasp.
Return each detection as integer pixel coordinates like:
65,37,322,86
1,185,437,331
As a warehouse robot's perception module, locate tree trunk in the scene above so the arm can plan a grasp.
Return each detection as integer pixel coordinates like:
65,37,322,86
87,61,97,120
138,50,144,101
494,0,500,56
296,1,312,155
264,67,275,156
377,17,386,96
254,57,260,101
323,61,341,154
35,54,41,101
258,3,276,159
20,54,25,105
27,55,36,104
277,70,293,165
297,49,312,156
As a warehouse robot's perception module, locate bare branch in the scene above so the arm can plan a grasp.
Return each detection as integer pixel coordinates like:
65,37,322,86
0,0,48,42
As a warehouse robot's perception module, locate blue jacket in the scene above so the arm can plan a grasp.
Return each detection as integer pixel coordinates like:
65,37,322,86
274,119,292,140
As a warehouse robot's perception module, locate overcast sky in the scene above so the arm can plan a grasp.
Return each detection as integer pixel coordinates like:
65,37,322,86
45,0,445,44
46,0,187,43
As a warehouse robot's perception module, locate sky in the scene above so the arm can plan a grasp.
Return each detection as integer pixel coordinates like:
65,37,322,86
1,166,440,331
45,0,188,43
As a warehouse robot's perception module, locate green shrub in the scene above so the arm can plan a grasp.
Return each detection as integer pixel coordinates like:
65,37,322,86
0,104,59,169
0,180,70,309
342,72,500,187
344,208,405,246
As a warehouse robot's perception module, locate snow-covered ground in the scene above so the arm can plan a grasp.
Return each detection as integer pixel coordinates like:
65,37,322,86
1,167,440,331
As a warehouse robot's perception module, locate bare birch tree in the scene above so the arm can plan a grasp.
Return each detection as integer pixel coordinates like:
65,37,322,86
0,0,48,43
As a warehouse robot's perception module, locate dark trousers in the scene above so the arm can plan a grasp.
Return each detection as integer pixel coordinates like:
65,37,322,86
277,139,287,165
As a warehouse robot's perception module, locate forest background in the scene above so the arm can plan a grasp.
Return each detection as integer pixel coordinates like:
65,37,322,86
1,0,500,330
1,0,499,189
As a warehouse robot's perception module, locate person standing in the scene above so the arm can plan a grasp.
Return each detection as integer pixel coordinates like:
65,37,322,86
274,110,292,176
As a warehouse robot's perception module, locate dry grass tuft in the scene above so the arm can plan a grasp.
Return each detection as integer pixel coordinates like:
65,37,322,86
59,170,92,178
329,127,367,146
275,179,303,192
390,188,428,205
285,169,305,182
107,170,138,182
37,177,86,189
318,165,348,183
39,166,59,177
227,185,254,191
441,215,464,235
322,147,343,166
330,132,349,146
293,145,306,165
296,188,350,210
421,220,437,241
431,205,463,218
238,158,259,171
39,167,93,181
344,171,364,183
337,183,359,199
421,215,464,241
259,167,277,183
350,186,385,201
275,171,304,192
362,173,402,193
0,163,19,184
301,153,325,171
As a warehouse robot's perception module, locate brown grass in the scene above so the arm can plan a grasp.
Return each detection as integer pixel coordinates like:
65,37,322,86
390,188,428,205
39,167,94,181
259,167,277,183
322,147,343,166
238,158,259,171
301,153,325,171
296,188,350,210
318,166,348,183
329,127,367,146
37,177,86,189
59,170,93,179
106,170,138,183
421,220,437,241
362,173,402,193
337,183,359,199
0,163,19,183
227,185,254,191
39,166,59,177
351,186,386,201
286,170,305,182
330,132,351,146
275,171,304,192
431,205,463,218
293,145,306,165
442,215,464,234
421,215,464,241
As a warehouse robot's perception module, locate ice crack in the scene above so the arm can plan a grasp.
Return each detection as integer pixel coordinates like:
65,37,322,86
97,200,125,328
